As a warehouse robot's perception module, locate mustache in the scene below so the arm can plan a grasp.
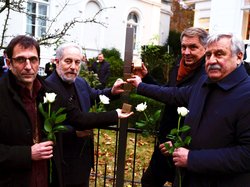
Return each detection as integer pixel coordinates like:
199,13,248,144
207,64,221,71
66,70,78,74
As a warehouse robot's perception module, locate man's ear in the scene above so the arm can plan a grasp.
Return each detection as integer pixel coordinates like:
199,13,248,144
6,58,10,66
6,58,11,70
55,58,59,65
237,52,243,60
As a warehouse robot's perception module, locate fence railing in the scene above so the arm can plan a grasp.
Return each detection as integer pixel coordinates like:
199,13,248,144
89,125,156,187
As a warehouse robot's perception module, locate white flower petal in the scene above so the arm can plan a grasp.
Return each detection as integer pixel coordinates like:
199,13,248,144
45,92,57,103
99,95,110,104
43,96,47,104
135,102,147,112
177,107,189,117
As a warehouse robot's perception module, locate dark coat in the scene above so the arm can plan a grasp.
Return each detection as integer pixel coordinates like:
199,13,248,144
91,60,110,88
142,57,206,185
137,65,250,187
45,62,56,77
46,71,114,185
0,56,7,77
0,71,118,187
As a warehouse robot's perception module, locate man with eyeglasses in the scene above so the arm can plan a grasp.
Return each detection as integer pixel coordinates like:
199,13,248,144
0,35,133,187
46,43,124,187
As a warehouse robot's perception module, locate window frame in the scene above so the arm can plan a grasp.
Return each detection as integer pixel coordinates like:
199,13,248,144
127,12,140,51
26,0,49,37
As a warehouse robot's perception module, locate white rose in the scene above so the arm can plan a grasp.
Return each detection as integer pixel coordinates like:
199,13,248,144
135,102,147,112
116,78,123,82
177,107,189,117
99,95,110,104
44,92,57,103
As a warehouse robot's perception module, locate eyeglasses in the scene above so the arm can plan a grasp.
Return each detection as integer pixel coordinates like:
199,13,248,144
11,56,39,65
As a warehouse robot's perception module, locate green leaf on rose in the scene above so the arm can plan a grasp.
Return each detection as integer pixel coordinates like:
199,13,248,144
47,132,56,142
38,103,48,118
55,114,67,124
44,118,52,132
136,121,146,128
184,136,192,145
179,125,191,132
152,110,161,121
170,128,178,135
55,107,66,115
53,125,68,133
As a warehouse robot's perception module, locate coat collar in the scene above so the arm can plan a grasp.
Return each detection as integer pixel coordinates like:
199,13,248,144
203,64,249,91
176,56,206,86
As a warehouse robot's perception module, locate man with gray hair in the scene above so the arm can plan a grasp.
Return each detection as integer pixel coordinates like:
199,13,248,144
135,27,208,187
0,35,132,187
46,42,125,187
128,33,250,186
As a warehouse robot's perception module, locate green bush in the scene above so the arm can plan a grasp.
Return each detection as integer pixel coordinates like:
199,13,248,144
106,93,165,136
79,69,101,88
101,48,124,87
167,30,182,58
105,56,124,87
102,48,121,59
82,47,166,136
87,57,96,65
141,45,175,84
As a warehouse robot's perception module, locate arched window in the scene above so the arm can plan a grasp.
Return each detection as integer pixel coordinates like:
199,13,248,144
83,1,102,51
127,12,139,50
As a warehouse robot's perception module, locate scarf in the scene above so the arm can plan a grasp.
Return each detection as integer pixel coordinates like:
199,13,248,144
177,57,202,82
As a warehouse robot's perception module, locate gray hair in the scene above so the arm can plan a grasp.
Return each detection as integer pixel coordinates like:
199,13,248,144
206,33,245,57
180,27,208,46
56,42,82,60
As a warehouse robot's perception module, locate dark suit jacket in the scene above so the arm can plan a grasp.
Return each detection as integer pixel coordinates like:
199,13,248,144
0,71,118,187
91,60,110,88
45,62,56,77
142,57,206,185
138,65,250,187
46,71,115,184
0,56,7,77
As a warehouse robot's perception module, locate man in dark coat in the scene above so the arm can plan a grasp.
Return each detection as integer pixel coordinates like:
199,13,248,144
45,58,56,77
135,27,208,187
46,42,123,187
0,35,132,187
128,33,250,187
90,53,110,89
0,50,8,77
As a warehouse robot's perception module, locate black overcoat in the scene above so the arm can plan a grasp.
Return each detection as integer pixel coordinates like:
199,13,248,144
0,71,118,186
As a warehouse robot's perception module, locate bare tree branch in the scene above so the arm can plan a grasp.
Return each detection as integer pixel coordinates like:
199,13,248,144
37,6,115,46
1,6,10,47
46,0,71,33
0,1,116,48
0,0,9,13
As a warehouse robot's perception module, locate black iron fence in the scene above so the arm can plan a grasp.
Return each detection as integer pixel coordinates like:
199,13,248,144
89,125,156,187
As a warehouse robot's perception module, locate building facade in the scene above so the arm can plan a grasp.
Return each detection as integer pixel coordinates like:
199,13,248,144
183,0,250,61
0,0,173,70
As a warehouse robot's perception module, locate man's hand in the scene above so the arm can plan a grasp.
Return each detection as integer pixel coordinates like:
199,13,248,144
126,75,142,88
31,141,54,161
116,109,134,118
159,141,173,156
159,142,189,167
132,62,148,78
111,78,126,95
172,147,189,167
